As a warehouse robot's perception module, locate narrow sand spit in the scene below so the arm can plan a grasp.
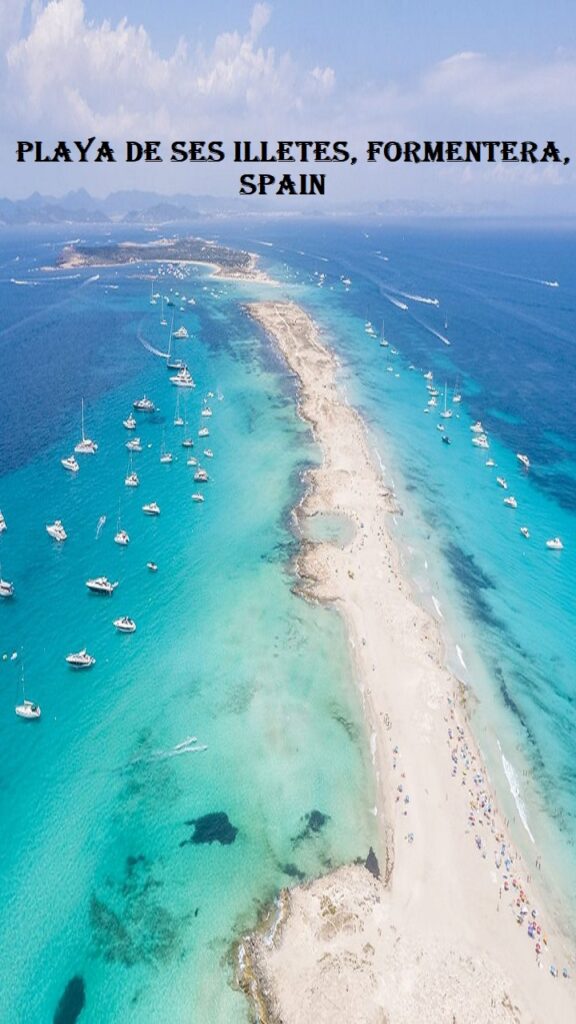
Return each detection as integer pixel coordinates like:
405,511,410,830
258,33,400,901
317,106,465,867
236,301,576,1024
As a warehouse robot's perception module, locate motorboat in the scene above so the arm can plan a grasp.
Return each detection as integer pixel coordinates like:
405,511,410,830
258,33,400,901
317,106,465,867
0,577,14,598
123,414,137,430
126,438,143,452
198,427,209,438
503,496,518,508
114,529,130,546
113,616,136,633
436,423,445,432
86,576,118,595
142,502,160,516
0,510,6,533
133,396,156,412
146,562,158,572
470,421,485,434
424,371,433,381
471,435,489,448
61,455,80,473
194,468,209,482
441,435,451,445
46,520,67,542
66,649,96,668
496,477,508,490
74,399,98,454
520,527,530,539
191,493,205,503
517,453,530,469
15,699,41,720
546,537,563,550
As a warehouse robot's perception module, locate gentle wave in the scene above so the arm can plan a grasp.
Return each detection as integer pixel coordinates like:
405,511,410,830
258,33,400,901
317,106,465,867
498,743,535,843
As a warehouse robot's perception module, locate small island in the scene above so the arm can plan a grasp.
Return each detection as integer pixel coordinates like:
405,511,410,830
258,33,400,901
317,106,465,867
55,236,268,280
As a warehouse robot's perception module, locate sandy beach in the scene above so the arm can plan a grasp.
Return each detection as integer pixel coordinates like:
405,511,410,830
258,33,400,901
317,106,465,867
238,301,576,1023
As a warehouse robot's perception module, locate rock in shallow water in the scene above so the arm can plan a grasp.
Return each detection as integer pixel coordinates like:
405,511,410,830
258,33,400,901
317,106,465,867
53,975,85,1024
181,812,238,846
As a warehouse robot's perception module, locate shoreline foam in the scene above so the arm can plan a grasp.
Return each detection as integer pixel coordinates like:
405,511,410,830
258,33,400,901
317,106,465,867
238,300,576,1023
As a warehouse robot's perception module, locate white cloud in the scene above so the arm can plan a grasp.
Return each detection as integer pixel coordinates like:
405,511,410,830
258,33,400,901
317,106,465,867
4,0,335,136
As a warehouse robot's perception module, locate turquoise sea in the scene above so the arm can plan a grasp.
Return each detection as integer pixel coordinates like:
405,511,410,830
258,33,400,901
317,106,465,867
0,217,575,1021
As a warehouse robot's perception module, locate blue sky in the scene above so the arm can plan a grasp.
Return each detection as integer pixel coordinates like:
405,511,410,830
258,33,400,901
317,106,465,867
2,0,576,210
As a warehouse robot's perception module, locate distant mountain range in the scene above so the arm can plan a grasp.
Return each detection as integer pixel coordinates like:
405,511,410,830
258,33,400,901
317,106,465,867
0,189,238,225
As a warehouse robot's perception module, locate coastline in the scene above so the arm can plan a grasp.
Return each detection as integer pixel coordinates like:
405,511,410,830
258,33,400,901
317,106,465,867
238,300,576,1023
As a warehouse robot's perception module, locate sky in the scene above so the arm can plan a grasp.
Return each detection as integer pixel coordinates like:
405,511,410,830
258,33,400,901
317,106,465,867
2,0,576,211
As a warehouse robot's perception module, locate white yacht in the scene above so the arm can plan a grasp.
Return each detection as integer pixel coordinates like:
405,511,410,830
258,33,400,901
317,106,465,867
496,477,508,489
61,454,80,473
470,421,485,434
123,414,137,430
114,529,130,546
126,438,143,452
66,649,96,669
74,399,98,455
546,537,563,550
520,526,530,539
172,326,189,339
0,510,6,533
516,453,530,469
15,699,41,720
113,616,136,633
191,493,205,503
503,496,518,508
170,368,195,388
142,502,160,516
471,435,489,449
46,520,67,542
198,427,210,438
133,396,156,412
194,468,209,482
86,576,118,595
203,449,214,458
0,577,14,598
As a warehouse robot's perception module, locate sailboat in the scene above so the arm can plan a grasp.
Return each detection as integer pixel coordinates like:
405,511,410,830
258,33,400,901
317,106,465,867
160,432,173,464
114,502,130,545
166,313,185,371
124,452,139,488
181,410,194,448
160,295,167,326
440,383,453,419
15,666,41,719
379,320,389,347
149,280,157,305
173,392,184,427
74,399,98,454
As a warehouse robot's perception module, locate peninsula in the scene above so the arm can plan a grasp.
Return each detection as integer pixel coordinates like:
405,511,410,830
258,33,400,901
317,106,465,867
238,301,576,1024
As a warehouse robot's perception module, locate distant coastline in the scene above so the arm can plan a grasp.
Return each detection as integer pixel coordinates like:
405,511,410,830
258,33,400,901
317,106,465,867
237,300,576,1024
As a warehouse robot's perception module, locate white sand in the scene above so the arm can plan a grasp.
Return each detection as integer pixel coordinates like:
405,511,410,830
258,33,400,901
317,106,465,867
237,301,576,1024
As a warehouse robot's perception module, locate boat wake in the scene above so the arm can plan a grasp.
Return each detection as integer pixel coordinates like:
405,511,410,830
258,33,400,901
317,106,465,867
95,515,106,539
399,291,440,306
498,742,535,843
383,294,408,311
10,278,39,286
132,736,208,763
137,326,169,359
